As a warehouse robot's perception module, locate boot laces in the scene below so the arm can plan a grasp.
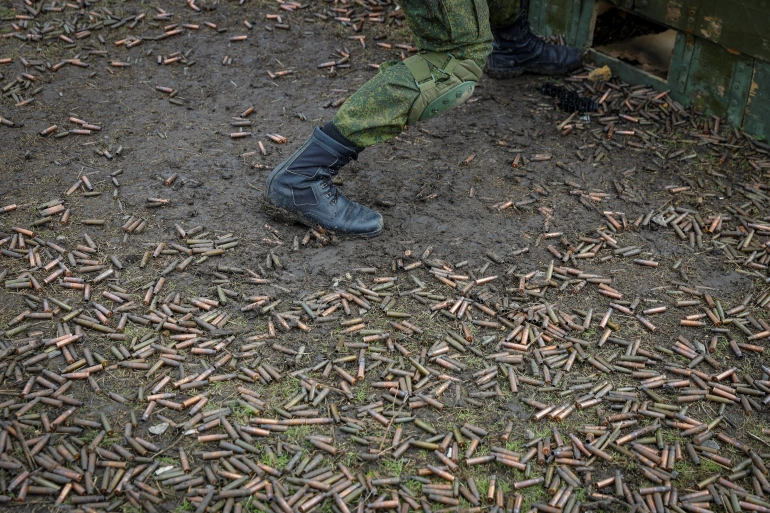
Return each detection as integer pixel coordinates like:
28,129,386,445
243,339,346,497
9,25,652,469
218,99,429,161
519,19,545,53
320,175,340,205
321,154,356,205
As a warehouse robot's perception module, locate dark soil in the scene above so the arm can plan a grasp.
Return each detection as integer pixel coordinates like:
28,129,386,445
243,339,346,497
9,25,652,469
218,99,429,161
0,1,768,512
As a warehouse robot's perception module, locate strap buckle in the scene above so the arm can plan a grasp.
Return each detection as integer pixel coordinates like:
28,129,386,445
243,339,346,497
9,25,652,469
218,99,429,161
404,52,459,92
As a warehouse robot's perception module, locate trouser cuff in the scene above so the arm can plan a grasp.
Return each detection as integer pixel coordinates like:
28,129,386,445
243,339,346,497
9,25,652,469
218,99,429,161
322,122,365,153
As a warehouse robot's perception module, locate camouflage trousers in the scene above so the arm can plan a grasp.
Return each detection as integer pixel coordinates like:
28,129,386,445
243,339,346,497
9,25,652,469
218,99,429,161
333,0,522,148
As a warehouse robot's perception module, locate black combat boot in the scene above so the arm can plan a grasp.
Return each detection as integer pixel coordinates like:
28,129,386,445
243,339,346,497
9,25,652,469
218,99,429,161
486,12,583,78
264,125,383,237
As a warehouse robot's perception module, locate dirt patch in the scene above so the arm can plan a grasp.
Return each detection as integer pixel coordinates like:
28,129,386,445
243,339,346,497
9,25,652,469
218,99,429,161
0,1,769,512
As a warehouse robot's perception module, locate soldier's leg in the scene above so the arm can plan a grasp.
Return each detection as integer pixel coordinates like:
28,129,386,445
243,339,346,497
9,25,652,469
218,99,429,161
488,0,521,26
265,0,491,236
333,0,492,147
485,0,583,77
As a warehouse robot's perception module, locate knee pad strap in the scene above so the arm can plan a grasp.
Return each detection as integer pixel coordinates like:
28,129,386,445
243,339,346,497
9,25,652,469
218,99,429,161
403,52,482,125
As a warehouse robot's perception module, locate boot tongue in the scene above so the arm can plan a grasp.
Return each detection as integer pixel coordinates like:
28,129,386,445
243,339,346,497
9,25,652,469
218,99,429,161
500,19,545,59
323,168,342,205
521,23,545,54
321,122,364,155
287,141,340,178
493,11,543,47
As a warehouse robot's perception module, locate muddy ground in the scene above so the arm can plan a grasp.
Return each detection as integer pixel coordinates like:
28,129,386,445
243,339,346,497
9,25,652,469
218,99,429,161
0,1,769,512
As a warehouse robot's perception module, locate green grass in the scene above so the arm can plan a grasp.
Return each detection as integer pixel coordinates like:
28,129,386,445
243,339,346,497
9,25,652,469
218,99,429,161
340,451,357,468
81,430,100,443
403,478,422,496
354,382,370,404
520,485,547,510
122,325,143,345
380,457,406,477
614,453,635,472
158,455,176,465
261,450,276,466
474,476,490,498
750,424,770,441
228,315,249,327
243,497,267,513
172,499,194,512
207,379,227,392
675,455,727,483
674,458,697,478
466,356,483,367
285,424,310,445
506,438,524,453
229,402,251,425
660,429,682,444
698,458,723,474
277,377,301,400
456,409,476,423
273,452,291,469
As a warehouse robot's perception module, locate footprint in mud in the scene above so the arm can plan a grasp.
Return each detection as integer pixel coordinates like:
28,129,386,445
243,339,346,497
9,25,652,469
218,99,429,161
503,399,530,420
305,246,343,274
400,214,450,234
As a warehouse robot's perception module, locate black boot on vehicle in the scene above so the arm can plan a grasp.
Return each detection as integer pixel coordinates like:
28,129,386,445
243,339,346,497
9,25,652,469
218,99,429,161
264,125,383,237
486,12,583,78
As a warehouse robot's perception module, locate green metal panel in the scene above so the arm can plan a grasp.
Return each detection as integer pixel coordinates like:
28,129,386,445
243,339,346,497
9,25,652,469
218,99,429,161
590,32,756,131
529,0,574,38
532,0,770,62
528,0,548,35
565,0,580,45
630,0,770,63
743,60,770,139
669,31,694,94
530,0,596,48
528,0,770,140
573,0,598,48
628,0,686,32
588,48,671,92
671,33,754,126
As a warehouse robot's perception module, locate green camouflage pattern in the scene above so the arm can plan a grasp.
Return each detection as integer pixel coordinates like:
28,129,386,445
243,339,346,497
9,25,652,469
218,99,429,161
400,0,491,63
334,0,521,148
333,59,423,148
489,0,522,26
418,78,476,121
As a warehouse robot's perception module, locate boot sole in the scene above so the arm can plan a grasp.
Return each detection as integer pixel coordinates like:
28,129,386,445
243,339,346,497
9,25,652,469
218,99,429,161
486,67,525,79
485,59,583,79
260,195,383,238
